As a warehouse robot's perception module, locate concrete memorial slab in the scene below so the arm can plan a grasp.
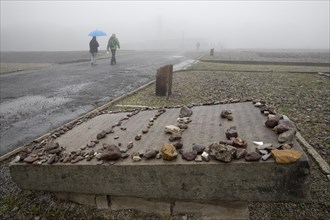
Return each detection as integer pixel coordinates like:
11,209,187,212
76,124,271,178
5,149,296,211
10,102,310,202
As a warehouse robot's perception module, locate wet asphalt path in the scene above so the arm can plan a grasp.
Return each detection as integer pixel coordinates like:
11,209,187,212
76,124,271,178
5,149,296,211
0,50,204,156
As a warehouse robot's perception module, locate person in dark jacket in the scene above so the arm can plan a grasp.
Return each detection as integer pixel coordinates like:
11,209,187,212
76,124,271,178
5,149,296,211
107,34,120,65
89,36,99,65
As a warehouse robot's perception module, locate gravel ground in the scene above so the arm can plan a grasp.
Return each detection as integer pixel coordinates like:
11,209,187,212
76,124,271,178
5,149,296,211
1,51,329,219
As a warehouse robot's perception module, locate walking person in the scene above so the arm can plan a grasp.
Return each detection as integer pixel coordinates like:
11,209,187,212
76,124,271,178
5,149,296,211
107,34,120,65
89,36,99,66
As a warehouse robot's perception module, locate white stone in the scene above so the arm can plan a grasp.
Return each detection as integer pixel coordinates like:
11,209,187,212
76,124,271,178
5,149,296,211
195,155,202,162
132,155,141,162
253,141,263,146
164,125,181,134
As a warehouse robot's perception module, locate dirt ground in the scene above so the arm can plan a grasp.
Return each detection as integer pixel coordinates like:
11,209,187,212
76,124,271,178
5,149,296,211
1,50,329,219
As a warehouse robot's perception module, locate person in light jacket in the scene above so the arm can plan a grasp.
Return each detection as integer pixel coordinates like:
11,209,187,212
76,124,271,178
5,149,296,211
107,34,120,65
89,36,99,66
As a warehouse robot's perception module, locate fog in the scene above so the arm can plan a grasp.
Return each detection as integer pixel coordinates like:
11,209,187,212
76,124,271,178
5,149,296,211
1,1,329,51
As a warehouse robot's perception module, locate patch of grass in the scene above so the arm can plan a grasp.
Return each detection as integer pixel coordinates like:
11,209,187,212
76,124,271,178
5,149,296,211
190,61,330,73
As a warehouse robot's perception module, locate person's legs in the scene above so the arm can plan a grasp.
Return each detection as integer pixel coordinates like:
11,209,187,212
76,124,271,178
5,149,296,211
90,53,94,65
113,50,116,64
93,53,97,65
111,50,116,65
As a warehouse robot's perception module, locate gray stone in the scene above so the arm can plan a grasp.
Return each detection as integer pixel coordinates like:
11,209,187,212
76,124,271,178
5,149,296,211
177,123,188,129
192,145,205,154
71,156,84,164
235,148,247,159
182,150,198,161
278,129,296,143
96,131,107,139
127,142,134,149
173,142,183,149
144,149,158,159
257,143,273,151
258,150,268,155
47,155,56,164
262,153,272,161
227,115,233,121
209,143,236,163
274,119,297,134
220,110,232,118
179,105,193,118
23,155,39,164
100,145,121,160
135,134,142,140
245,152,261,161
265,115,282,128
44,141,59,151
169,132,182,142
225,126,238,139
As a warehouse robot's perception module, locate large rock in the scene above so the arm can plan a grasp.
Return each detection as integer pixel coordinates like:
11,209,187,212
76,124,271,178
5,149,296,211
44,141,59,151
274,119,297,134
179,105,193,118
164,125,181,134
225,126,238,139
265,115,282,128
209,143,236,163
100,144,121,160
235,148,247,159
161,143,178,161
278,129,296,143
271,149,303,164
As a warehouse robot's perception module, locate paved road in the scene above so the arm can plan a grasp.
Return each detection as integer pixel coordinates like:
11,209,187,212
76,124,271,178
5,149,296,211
0,50,204,156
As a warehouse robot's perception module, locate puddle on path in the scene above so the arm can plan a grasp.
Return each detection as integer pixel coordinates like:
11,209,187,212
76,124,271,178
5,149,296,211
57,83,92,95
174,59,197,71
0,95,71,119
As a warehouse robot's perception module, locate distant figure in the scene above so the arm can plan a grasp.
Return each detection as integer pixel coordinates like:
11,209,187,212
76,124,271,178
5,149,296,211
196,42,200,50
107,34,120,65
89,36,99,66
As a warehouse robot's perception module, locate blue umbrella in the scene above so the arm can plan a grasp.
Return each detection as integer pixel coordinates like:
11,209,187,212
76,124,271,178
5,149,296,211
88,30,107,37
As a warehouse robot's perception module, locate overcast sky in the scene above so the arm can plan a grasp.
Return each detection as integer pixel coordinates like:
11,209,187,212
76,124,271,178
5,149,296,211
1,1,329,51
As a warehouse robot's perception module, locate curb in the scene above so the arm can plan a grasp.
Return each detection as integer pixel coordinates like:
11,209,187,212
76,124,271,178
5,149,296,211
0,79,156,162
296,132,330,175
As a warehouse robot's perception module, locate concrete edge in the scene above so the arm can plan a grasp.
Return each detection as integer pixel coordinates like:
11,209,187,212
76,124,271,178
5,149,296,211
0,80,156,162
296,132,330,175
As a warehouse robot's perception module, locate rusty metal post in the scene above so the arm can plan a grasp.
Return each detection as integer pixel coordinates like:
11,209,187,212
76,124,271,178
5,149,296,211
166,65,173,97
156,64,173,96
210,48,214,56
156,65,168,96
